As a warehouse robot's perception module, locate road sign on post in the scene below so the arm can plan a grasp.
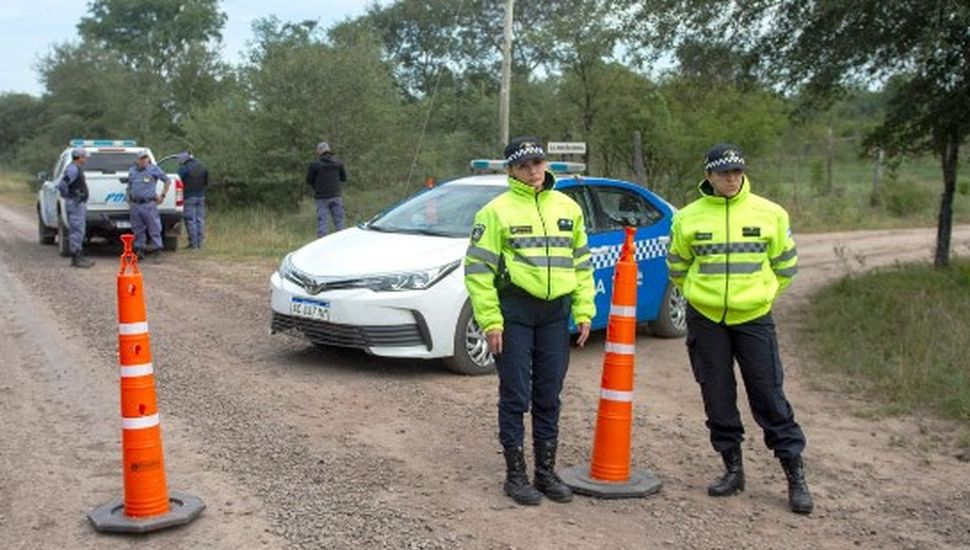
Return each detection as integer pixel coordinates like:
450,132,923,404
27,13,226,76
547,142,587,155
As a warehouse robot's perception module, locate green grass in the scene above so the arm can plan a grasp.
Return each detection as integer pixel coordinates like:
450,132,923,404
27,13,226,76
804,260,970,430
0,172,37,205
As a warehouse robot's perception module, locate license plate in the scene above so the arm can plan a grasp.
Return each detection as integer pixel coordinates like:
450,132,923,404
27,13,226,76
290,297,330,321
115,220,132,229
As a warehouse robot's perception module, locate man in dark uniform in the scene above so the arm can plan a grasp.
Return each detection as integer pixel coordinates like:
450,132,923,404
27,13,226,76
127,150,170,261
56,147,94,268
305,141,347,237
464,137,596,506
176,151,209,249
667,143,813,514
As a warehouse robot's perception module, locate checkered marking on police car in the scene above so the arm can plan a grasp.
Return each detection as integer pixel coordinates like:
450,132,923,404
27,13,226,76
692,242,767,256
590,236,669,271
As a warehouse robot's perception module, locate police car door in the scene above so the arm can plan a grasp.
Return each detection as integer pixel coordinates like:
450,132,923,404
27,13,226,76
557,183,604,331
587,182,669,328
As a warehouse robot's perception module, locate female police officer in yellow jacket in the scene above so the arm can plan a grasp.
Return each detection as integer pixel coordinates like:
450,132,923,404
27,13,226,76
464,137,596,505
667,143,812,514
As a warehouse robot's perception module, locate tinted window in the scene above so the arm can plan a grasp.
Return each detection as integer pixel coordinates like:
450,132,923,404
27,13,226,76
560,186,595,232
85,152,140,173
593,187,663,230
368,184,505,238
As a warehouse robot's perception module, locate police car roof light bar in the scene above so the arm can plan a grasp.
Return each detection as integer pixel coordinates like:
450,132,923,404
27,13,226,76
70,139,138,148
469,159,586,174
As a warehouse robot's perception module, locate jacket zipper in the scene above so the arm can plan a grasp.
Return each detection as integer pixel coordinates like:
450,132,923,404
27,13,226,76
722,196,730,323
535,192,551,299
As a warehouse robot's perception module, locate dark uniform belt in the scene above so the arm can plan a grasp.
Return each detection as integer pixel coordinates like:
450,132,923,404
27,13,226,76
129,198,155,204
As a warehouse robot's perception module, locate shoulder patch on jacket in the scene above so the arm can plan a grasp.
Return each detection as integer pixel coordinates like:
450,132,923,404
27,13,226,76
471,223,485,242
695,231,713,240
742,226,761,237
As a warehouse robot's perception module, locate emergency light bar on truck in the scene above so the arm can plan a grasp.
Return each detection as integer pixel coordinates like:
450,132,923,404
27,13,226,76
69,139,138,147
469,159,586,174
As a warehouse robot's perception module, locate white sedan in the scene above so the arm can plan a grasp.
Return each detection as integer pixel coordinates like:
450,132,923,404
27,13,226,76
269,165,686,375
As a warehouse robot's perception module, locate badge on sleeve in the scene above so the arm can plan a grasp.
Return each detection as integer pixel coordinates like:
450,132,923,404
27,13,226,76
471,223,485,242
557,218,574,231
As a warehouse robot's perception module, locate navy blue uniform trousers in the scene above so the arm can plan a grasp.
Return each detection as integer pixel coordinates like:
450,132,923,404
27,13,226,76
495,288,571,449
686,305,806,459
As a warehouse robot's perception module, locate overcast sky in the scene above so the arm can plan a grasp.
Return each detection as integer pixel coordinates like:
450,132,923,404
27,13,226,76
0,0,382,96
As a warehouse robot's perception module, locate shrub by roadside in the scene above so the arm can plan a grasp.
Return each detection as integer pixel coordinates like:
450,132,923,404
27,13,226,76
804,260,970,433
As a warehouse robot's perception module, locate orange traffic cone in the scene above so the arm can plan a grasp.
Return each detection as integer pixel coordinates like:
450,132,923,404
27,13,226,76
560,226,663,498
88,234,205,533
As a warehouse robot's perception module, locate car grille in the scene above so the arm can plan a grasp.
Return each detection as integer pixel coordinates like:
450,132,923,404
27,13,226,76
271,312,429,350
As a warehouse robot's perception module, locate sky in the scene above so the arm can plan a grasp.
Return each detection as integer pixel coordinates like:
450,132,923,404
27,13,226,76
0,0,383,96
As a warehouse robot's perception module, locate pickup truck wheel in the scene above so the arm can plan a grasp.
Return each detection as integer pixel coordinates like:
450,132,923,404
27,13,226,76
648,282,688,338
38,207,55,245
57,214,71,257
443,300,495,375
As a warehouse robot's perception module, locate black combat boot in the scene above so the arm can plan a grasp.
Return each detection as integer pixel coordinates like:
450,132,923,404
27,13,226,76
708,448,745,497
71,253,94,268
533,439,573,503
502,446,542,505
780,456,814,514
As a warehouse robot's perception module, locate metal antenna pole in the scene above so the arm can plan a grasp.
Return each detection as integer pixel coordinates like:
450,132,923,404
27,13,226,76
499,0,515,147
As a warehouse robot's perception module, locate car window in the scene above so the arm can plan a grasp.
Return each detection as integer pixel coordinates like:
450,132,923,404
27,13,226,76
85,152,140,174
592,186,664,230
368,184,506,238
53,155,67,179
560,186,596,232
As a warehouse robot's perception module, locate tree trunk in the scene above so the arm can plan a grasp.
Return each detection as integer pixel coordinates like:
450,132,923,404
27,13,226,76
934,131,959,268
632,130,646,186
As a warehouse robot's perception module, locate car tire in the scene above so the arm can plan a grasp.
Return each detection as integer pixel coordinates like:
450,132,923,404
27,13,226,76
649,282,688,338
444,300,495,375
57,212,71,257
162,234,179,252
38,207,56,245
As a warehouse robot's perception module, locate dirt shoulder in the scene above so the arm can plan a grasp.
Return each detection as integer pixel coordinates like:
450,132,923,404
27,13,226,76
1,202,968,550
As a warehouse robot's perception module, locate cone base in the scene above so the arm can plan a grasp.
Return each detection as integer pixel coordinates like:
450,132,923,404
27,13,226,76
560,465,663,499
88,490,205,533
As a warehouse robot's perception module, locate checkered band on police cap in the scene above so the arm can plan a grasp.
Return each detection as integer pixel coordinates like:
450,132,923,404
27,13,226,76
704,143,746,172
504,136,546,166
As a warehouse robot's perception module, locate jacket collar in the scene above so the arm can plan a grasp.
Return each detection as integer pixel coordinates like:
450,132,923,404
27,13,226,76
698,175,751,204
508,171,556,197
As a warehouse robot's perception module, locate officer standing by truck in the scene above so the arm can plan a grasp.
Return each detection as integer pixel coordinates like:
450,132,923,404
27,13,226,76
464,137,596,506
127,150,171,260
666,143,813,514
176,151,209,249
56,147,94,268
305,141,347,237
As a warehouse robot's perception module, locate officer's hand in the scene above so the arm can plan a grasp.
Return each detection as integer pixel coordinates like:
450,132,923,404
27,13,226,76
576,322,591,347
155,193,163,203
486,329,503,355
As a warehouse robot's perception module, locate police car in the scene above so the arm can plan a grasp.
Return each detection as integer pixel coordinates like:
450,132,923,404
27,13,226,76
269,161,687,375
37,139,184,254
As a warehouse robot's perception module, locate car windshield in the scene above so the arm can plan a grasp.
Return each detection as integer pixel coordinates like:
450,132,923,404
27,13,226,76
86,152,139,173
367,184,506,238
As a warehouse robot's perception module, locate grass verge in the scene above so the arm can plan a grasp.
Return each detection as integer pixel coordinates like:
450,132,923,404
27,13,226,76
0,172,36,205
804,260,970,440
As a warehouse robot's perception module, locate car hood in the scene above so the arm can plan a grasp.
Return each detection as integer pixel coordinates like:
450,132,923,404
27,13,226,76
291,227,467,277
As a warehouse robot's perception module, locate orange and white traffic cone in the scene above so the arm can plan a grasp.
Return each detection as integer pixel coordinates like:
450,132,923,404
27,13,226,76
560,226,663,498
88,234,205,533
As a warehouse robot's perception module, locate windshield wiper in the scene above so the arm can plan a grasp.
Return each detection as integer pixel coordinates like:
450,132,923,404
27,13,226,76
408,228,459,237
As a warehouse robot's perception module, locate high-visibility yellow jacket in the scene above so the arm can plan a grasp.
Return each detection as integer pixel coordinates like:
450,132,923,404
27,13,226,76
464,173,596,332
666,177,798,325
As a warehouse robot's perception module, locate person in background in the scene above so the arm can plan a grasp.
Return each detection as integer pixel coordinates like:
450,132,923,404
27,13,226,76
666,143,812,514
177,151,209,249
57,147,94,268
127,150,170,261
305,141,347,237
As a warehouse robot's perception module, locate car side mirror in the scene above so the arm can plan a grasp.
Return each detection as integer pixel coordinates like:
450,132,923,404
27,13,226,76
36,171,49,183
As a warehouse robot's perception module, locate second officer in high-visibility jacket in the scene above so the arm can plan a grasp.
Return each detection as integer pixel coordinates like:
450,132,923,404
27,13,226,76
465,137,596,506
667,143,813,515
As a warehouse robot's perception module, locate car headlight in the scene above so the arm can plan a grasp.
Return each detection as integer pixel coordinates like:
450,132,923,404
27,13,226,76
278,253,305,287
360,260,461,292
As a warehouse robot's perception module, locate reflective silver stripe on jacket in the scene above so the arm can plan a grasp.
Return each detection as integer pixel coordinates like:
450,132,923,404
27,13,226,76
513,254,575,268
774,266,798,278
771,247,798,265
464,263,493,275
466,245,500,266
667,252,689,264
573,245,590,257
698,262,763,274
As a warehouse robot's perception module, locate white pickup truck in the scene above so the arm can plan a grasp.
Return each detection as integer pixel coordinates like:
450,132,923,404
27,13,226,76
37,140,184,254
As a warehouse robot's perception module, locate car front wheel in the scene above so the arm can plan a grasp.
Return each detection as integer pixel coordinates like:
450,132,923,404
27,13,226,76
649,282,688,338
444,300,495,375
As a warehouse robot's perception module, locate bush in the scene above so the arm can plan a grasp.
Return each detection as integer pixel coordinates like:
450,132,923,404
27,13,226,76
878,176,934,217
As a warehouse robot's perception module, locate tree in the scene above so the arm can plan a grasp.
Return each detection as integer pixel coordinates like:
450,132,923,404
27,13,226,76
632,0,970,267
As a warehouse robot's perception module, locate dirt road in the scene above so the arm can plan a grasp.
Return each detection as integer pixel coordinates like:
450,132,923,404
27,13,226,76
1,201,968,550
